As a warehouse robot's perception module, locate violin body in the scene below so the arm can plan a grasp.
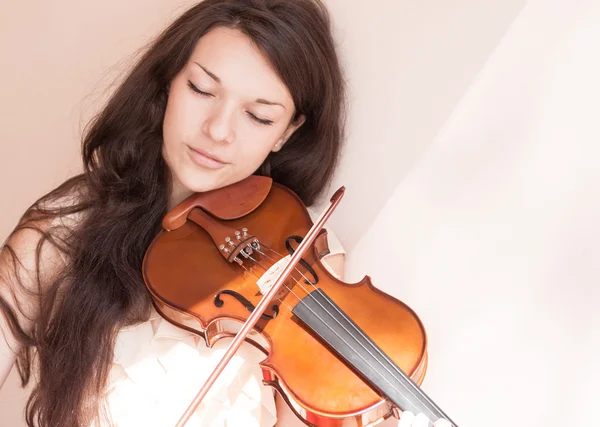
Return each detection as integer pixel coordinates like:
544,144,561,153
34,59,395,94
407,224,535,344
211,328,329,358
142,176,431,426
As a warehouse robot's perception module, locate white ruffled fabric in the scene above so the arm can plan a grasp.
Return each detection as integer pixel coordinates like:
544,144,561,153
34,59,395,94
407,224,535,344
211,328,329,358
99,208,345,426
100,308,277,427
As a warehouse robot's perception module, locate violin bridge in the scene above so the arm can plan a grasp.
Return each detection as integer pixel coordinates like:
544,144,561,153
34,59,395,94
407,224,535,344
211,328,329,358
256,255,292,298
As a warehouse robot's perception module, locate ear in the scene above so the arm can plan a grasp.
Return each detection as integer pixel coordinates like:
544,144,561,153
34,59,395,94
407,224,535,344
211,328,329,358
272,114,306,152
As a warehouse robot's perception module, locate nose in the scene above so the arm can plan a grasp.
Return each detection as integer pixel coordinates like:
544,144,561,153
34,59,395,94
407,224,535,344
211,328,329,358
202,101,235,144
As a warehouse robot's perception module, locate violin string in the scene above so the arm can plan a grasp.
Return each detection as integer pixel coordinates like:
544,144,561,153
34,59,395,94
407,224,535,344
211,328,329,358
256,243,433,418
251,244,317,300
307,290,445,422
304,301,440,422
235,261,295,312
252,243,315,292
259,246,434,408
240,245,341,323
244,244,442,422
244,254,315,311
258,243,414,377
248,246,334,328
235,242,424,407
256,240,407,379
242,253,298,312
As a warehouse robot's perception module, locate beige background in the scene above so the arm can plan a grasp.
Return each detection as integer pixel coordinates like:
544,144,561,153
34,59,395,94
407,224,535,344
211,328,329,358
3,1,599,426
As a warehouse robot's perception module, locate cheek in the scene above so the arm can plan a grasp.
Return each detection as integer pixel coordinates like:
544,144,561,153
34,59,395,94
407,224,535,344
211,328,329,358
232,121,291,171
163,80,203,142
233,142,274,176
163,97,187,143
162,99,193,175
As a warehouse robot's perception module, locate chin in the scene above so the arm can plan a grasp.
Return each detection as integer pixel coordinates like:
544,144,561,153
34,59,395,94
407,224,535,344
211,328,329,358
179,172,231,194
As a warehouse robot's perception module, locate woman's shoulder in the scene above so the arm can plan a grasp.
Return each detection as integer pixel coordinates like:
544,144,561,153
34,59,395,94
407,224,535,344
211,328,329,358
0,178,88,321
36,176,89,230
1,188,81,288
0,215,66,337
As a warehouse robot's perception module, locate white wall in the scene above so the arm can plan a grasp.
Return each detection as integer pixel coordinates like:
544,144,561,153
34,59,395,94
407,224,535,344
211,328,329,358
323,0,526,251
344,1,600,426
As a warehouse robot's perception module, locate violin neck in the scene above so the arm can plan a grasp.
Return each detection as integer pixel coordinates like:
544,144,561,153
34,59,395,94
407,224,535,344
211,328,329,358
292,289,457,427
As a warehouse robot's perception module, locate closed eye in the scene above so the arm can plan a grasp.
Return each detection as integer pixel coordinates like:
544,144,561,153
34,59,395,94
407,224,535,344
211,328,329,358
246,112,273,126
187,80,272,126
187,80,213,97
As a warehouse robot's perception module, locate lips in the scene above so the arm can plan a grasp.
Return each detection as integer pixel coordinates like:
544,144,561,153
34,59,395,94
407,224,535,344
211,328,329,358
187,145,229,169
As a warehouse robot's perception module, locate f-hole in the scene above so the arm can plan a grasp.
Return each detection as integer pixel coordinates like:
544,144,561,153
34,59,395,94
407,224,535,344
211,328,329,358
214,290,279,320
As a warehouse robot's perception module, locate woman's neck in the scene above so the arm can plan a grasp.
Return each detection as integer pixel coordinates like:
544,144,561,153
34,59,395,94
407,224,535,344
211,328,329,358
168,176,194,210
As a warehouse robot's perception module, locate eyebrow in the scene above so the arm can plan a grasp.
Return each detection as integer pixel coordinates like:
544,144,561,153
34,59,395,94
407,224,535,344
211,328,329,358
194,61,285,109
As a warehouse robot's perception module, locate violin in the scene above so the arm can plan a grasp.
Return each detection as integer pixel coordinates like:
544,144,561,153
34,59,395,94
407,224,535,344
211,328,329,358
142,175,457,427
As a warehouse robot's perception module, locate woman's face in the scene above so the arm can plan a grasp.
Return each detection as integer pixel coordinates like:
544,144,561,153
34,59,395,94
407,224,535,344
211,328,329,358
162,26,305,205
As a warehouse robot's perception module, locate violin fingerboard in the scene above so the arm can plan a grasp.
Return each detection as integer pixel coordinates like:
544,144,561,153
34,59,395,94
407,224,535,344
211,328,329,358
292,289,457,427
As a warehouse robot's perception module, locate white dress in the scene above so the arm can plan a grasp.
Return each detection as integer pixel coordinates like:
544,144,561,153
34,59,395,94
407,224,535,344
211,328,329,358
100,208,345,427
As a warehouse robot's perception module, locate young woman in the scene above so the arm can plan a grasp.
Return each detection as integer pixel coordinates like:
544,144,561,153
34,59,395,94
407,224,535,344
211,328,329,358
0,1,449,426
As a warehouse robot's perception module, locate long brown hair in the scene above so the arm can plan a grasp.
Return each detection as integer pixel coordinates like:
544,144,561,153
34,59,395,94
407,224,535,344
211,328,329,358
0,1,346,426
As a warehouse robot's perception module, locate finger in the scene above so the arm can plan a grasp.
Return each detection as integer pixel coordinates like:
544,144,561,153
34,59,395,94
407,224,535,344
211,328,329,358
413,413,430,427
434,419,452,427
398,411,415,427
